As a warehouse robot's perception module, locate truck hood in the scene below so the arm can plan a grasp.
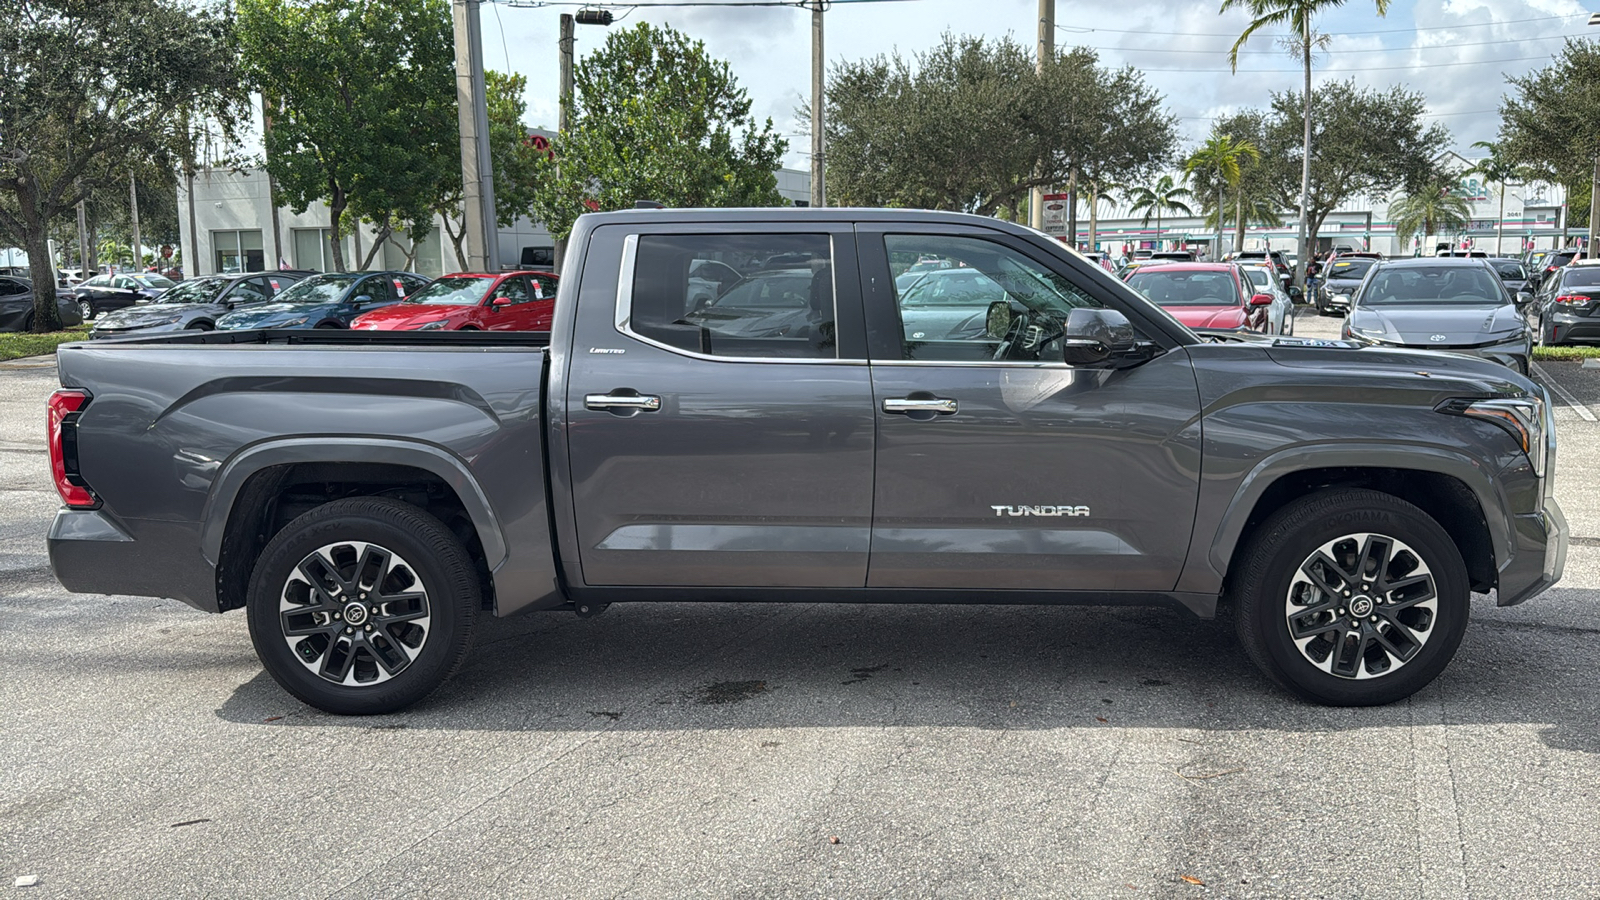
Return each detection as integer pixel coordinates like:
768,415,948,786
1347,303,1524,347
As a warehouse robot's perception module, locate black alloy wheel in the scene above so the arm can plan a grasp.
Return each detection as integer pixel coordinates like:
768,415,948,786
246,497,479,715
1229,489,1469,706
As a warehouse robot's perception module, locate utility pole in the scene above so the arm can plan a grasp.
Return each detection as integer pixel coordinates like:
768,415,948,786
810,0,825,208
129,171,142,272
1029,0,1053,231
1589,154,1599,259
451,0,499,273
262,93,284,269
554,12,574,273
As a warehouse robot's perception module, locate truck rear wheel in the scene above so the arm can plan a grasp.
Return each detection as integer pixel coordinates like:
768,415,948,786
1229,489,1469,706
245,497,479,715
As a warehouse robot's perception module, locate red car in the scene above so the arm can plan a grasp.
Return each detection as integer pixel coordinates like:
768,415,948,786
1123,262,1271,332
350,270,559,332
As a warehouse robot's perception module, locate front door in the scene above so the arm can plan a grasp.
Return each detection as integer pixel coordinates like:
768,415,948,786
858,227,1203,592
564,225,874,588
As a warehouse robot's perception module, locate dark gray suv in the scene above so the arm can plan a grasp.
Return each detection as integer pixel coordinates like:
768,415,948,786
1342,257,1533,374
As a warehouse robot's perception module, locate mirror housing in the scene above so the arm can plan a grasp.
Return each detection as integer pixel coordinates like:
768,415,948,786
1249,292,1274,307
351,294,373,307
985,300,1013,339
1287,285,1304,302
1515,291,1534,307
489,295,511,308
1061,308,1136,366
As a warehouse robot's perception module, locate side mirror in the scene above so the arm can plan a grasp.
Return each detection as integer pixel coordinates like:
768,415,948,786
985,300,1012,339
489,295,511,308
1515,291,1534,306
351,294,373,307
1061,308,1136,366
1249,292,1274,307
1287,285,1304,302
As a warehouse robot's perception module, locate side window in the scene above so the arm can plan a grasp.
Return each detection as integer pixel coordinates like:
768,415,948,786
359,275,394,302
491,276,530,306
401,274,430,297
113,276,136,290
884,234,1105,362
228,278,272,304
629,233,834,360
0,279,21,296
530,274,557,300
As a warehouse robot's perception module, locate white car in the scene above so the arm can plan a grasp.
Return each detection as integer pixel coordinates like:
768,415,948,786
1238,263,1295,335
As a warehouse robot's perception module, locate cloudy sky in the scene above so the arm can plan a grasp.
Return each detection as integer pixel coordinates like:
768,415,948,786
477,0,1596,169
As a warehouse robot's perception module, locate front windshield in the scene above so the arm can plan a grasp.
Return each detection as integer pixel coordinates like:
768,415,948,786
898,269,1007,306
1326,258,1376,280
154,277,227,305
713,270,814,308
1125,270,1241,306
404,276,494,305
1359,266,1505,306
274,274,362,305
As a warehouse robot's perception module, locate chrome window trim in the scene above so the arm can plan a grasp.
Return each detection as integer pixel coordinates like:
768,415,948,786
613,231,864,366
870,358,1081,369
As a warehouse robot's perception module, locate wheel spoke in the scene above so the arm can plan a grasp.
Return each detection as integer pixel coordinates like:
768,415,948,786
319,636,358,682
280,540,432,688
1356,536,1393,585
1299,552,1352,598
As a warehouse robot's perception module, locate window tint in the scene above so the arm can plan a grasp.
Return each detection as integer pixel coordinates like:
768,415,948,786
398,274,430,297
1360,266,1504,306
1562,269,1600,288
227,278,272,305
491,276,530,306
530,273,558,300
1494,262,1527,280
1241,268,1274,289
884,234,1104,362
630,234,835,360
1328,258,1375,279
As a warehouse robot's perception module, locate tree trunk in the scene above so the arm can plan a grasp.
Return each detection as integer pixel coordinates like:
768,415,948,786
1155,208,1162,250
1066,170,1078,248
360,217,393,270
1216,178,1224,259
443,212,469,271
16,179,63,333
327,190,348,273
1496,183,1505,256
1088,184,1099,254
1296,17,1312,289
1236,194,1246,253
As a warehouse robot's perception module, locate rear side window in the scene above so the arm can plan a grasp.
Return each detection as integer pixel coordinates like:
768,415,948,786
629,234,835,360
1563,268,1600,288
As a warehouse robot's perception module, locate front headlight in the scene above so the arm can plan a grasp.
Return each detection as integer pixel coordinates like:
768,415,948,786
277,317,309,328
416,319,449,331
1347,327,1394,346
1439,396,1547,477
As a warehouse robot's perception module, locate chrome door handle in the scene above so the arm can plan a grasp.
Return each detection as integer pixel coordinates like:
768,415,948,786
585,392,662,412
882,397,958,415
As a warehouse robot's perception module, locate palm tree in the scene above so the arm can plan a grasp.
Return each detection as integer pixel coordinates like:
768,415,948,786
1468,140,1521,256
1388,177,1473,252
1127,175,1194,251
1222,0,1392,282
1184,133,1260,258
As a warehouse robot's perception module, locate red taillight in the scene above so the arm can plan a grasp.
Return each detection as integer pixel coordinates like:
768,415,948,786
1554,295,1594,306
48,389,97,508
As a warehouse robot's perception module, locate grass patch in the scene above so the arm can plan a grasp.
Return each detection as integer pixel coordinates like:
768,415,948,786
1533,345,1600,362
0,324,90,362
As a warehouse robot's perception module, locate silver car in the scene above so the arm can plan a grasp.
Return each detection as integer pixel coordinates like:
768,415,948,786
1341,258,1532,374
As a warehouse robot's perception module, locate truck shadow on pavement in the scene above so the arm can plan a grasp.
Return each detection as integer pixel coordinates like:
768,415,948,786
216,591,1600,755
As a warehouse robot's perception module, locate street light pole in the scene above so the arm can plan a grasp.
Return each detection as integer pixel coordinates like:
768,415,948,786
451,0,499,273
1589,154,1599,259
1029,0,1053,230
810,0,825,208
129,171,142,272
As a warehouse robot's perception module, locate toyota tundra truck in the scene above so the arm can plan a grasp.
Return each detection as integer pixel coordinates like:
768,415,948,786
46,208,1567,714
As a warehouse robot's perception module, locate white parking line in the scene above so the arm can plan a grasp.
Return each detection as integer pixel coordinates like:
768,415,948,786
1532,361,1597,422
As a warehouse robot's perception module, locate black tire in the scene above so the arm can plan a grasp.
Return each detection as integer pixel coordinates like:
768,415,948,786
315,322,342,329
1229,488,1469,706
246,497,479,715
187,321,213,331
1538,319,1559,348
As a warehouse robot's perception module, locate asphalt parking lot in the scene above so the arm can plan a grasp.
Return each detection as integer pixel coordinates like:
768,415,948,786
4,315,1600,899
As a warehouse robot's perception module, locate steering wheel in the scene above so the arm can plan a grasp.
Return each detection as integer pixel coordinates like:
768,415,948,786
991,307,1066,361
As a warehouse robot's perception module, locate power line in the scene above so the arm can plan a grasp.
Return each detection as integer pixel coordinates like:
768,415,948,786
1057,11,1585,39
1067,32,1572,56
1131,53,1556,74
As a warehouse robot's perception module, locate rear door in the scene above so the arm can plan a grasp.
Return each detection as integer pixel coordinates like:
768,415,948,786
563,224,874,588
857,224,1203,592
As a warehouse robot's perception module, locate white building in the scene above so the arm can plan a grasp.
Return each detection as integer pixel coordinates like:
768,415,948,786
1046,152,1575,259
175,162,814,279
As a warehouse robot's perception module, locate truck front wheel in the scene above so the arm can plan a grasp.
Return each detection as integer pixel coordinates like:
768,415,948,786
1229,489,1469,706
245,497,479,715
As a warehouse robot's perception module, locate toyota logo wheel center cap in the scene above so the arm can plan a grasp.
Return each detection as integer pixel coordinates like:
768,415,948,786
1349,595,1375,618
342,602,370,626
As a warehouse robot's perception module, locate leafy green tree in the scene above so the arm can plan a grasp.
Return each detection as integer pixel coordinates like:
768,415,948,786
1184,133,1260,257
0,0,243,330
530,23,786,241
1499,38,1600,236
1127,175,1194,248
238,0,458,272
823,34,1175,218
1388,176,1473,252
1222,0,1393,284
1246,80,1446,263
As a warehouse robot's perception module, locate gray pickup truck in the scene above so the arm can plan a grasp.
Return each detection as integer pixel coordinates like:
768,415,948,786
47,209,1566,714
